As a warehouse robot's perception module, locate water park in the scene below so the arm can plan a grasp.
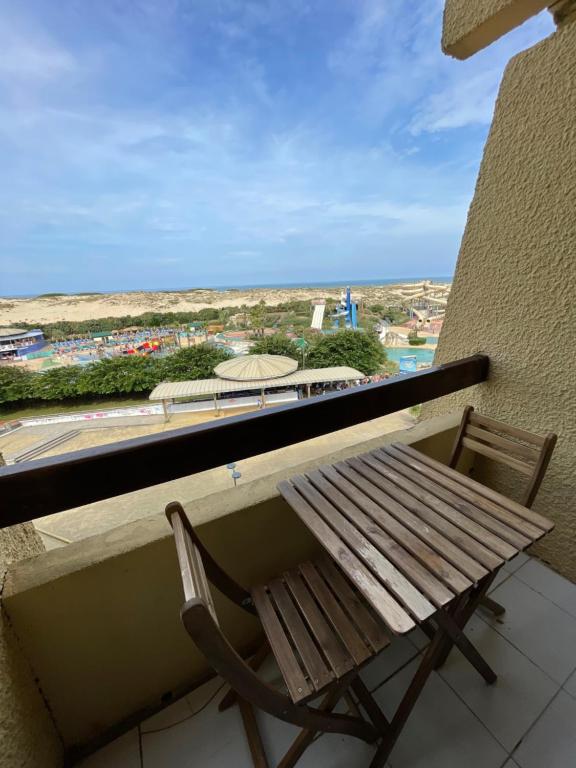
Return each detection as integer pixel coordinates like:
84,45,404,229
0,281,448,467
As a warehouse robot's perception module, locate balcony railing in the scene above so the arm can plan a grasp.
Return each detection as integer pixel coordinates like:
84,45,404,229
0,354,489,526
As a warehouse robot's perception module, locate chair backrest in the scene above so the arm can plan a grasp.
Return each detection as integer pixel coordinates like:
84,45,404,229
448,406,557,508
166,501,220,623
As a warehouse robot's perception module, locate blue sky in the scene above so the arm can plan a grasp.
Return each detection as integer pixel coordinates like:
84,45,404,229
0,0,554,295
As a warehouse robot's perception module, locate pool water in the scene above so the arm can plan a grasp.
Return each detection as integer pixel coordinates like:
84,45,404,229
385,346,436,365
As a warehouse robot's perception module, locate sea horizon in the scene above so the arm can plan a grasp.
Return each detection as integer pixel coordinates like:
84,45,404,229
2,275,454,300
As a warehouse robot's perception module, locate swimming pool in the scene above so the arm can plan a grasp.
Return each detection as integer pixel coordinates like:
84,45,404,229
385,346,436,365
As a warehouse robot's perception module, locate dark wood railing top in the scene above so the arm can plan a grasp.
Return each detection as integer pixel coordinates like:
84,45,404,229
0,354,489,526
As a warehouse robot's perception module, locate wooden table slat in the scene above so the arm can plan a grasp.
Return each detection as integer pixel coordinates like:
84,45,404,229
298,562,372,665
376,445,542,549
268,578,333,692
311,466,465,604
316,556,391,653
374,446,540,549
368,451,518,560
343,456,504,571
251,584,311,703
333,460,490,581
283,569,355,678
278,481,416,634
397,443,554,533
292,476,435,623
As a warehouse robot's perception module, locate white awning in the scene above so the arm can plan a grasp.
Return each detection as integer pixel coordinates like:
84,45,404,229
149,366,365,400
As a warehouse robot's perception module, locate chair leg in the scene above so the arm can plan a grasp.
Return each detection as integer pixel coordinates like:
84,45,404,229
350,678,389,735
239,698,269,768
276,677,356,768
479,595,506,617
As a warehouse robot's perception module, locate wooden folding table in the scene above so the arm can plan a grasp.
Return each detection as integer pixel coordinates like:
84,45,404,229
278,442,554,767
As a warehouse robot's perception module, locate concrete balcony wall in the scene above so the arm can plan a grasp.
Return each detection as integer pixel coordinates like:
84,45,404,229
425,11,576,580
3,413,463,760
442,0,549,58
0,524,63,768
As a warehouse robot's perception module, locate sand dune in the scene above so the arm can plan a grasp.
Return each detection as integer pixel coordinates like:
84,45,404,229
0,282,451,325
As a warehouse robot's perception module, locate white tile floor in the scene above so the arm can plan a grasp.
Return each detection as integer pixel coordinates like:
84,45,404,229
79,557,576,768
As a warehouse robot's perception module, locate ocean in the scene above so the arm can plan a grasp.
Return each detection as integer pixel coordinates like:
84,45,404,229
4,276,453,299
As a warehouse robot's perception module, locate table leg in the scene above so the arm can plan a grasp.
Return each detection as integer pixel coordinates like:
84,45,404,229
434,570,498,672
369,572,499,768
369,624,450,768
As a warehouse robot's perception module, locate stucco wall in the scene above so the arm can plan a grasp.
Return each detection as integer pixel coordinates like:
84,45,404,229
0,525,62,767
425,20,576,580
442,0,549,58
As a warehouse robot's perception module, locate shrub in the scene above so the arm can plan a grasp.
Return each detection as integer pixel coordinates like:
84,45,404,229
0,366,35,404
76,357,162,396
30,366,84,400
160,345,232,381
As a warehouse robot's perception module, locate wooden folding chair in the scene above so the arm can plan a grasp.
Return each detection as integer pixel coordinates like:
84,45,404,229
166,501,392,768
448,406,557,616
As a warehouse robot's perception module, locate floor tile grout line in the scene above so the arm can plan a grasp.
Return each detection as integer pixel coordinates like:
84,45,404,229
438,644,561,758
494,569,576,623
475,600,573,687
138,725,144,768
436,661,518,757
508,686,567,763
512,567,576,621
367,646,424,695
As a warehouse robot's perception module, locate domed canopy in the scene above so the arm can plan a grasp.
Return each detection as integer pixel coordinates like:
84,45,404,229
214,354,298,381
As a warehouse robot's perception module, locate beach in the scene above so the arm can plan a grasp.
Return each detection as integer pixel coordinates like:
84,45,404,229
0,282,451,325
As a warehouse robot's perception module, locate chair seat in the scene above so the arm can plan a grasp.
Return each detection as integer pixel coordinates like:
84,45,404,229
251,556,391,704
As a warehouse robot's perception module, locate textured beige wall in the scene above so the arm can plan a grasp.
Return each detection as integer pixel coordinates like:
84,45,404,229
425,20,576,580
442,0,549,58
4,414,461,756
0,525,63,767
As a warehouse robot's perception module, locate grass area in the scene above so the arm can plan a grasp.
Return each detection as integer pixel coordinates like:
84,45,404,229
0,395,149,421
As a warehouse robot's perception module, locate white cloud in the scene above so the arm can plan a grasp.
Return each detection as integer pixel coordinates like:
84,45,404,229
0,20,75,83
327,0,553,135
409,69,500,134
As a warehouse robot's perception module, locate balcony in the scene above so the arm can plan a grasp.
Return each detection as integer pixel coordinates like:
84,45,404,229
1,354,575,768
78,553,576,768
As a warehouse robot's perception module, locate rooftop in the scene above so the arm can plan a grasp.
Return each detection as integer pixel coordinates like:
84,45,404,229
214,354,298,381
0,327,41,338
149,365,365,400
79,554,576,768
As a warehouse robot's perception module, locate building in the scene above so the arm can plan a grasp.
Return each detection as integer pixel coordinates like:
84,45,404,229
149,353,365,419
0,327,46,359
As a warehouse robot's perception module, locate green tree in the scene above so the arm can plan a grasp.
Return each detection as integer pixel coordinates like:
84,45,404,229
30,366,84,400
77,357,162,396
195,308,220,322
160,345,232,381
306,330,386,375
249,334,299,362
0,366,35,404
249,300,266,336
